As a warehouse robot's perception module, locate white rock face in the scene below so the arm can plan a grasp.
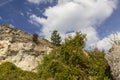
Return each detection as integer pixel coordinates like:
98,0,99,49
105,46,120,80
0,25,54,72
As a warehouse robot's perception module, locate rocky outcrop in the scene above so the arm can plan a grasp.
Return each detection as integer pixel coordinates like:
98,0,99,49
105,46,120,80
0,25,54,72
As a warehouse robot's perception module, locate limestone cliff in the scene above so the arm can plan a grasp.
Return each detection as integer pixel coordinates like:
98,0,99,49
0,25,54,72
105,46,120,80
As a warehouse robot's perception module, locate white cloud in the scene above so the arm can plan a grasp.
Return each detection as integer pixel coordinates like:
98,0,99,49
27,0,53,4
20,12,24,16
0,16,2,20
9,24,15,28
29,0,118,49
95,32,120,51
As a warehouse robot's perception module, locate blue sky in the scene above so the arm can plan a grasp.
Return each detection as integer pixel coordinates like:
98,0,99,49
97,1,120,39
0,0,120,50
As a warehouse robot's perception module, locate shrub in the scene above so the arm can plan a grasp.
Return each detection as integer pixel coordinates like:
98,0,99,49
33,33,39,44
38,32,112,80
0,62,40,80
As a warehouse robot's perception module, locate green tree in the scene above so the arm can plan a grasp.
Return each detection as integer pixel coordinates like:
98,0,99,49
88,49,112,80
38,32,88,80
38,32,112,80
51,30,61,45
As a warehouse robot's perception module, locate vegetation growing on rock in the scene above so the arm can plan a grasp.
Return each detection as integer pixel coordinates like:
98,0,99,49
0,62,40,80
38,32,112,80
0,25,112,80
51,30,61,46
33,33,39,44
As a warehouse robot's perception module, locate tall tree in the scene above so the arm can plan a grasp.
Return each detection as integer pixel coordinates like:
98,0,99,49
38,32,111,80
51,30,61,45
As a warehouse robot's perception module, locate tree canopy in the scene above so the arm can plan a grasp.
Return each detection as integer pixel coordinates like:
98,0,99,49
38,32,111,80
51,30,61,45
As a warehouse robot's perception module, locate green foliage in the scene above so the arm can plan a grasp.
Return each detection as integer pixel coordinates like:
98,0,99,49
64,32,86,49
33,33,39,44
88,49,112,80
0,62,40,80
51,30,61,45
0,32,112,80
38,32,112,80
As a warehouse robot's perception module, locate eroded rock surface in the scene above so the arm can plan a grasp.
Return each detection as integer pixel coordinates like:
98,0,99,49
105,46,120,80
0,25,54,72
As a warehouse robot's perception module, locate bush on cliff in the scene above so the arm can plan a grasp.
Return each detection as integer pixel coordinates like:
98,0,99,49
38,32,112,80
0,62,40,80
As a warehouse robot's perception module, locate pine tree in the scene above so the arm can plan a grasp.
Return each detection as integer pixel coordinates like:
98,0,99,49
51,30,61,45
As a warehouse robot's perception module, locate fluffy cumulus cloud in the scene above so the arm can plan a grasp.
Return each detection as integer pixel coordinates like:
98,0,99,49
27,0,53,4
95,32,120,51
29,0,118,49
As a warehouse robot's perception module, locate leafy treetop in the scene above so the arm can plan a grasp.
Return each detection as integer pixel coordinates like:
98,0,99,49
51,30,61,45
